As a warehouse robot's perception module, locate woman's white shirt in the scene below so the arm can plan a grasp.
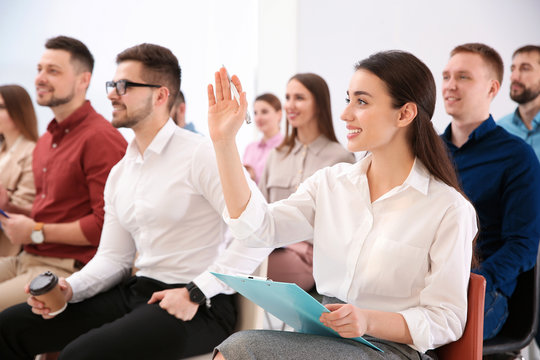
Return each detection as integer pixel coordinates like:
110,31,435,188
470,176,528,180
226,154,477,353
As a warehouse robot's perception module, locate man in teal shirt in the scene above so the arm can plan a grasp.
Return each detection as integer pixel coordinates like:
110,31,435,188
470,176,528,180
498,45,540,159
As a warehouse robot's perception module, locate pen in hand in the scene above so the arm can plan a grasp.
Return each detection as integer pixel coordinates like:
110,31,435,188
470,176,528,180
223,65,251,124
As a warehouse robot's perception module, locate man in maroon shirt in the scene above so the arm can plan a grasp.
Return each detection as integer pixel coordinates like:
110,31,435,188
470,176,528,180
0,36,127,310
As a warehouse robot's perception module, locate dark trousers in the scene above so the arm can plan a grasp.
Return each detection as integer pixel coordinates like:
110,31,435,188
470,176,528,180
0,276,236,360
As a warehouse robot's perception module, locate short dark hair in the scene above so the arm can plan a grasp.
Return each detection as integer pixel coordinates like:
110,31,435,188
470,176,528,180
513,45,540,61
451,43,504,84
173,89,185,108
116,43,181,110
45,35,94,73
255,93,281,111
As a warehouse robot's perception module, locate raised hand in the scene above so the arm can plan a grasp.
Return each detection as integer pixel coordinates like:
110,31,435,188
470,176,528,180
207,67,248,144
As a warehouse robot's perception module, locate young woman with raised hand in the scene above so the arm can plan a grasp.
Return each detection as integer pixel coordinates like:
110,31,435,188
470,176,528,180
207,51,477,359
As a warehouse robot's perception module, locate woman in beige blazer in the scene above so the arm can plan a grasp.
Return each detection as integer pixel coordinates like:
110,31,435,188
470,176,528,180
0,85,38,256
258,73,356,292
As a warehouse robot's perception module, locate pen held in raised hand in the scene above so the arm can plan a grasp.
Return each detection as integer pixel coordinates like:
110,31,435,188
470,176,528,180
222,65,251,124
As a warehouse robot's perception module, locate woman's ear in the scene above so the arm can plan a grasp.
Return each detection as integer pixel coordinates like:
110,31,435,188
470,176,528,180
397,102,417,128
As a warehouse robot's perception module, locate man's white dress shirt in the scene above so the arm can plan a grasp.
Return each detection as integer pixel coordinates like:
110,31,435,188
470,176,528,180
68,120,270,302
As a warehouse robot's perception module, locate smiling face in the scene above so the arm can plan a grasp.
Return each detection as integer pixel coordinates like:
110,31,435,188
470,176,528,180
35,49,81,108
442,52,496,123
253,99,281,138
510,51,540,104
340,69,404,153
284,79,317,130
107,60,155,130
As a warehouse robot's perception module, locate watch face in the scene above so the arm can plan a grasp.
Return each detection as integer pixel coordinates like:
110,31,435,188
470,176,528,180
31,230,44,244
188,284,206,305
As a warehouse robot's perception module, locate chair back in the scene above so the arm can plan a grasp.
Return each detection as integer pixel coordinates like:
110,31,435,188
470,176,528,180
483,250,540,355
436,273,486,360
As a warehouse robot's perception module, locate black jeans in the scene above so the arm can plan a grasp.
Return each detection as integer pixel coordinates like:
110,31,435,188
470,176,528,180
0,276,236,360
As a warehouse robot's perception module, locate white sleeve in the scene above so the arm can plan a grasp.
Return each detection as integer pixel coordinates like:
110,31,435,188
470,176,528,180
399,199,477,352
190,142,273,298
67,170,136,303
224,170,318,249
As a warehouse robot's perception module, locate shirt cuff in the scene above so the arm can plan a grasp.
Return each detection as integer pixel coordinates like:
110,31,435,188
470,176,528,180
399,309,431,353
222,191,266,242
193,271,230,299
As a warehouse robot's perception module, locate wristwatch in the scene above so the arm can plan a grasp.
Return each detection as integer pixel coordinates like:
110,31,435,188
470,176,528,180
31,222,45,244
186,282,207,305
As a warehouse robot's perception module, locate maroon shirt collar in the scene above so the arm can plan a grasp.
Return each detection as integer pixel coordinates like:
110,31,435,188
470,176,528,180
47,100,94,140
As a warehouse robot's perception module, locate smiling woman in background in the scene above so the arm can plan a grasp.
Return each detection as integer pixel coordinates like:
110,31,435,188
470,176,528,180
257,73,355,292
242,93,283,184
0,84,38,256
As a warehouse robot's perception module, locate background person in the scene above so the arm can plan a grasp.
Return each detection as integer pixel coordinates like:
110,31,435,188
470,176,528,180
259,73,355,292
0,36,127,311
242,93,283,183
440,43,540,340
0,84,38,256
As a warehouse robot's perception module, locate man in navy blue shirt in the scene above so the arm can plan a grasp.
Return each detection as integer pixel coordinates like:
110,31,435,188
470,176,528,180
441,43,540,340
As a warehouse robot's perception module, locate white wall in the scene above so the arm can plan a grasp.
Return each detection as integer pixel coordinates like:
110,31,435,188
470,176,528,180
295,0,540,146
1,0,539,153
0,0,259,150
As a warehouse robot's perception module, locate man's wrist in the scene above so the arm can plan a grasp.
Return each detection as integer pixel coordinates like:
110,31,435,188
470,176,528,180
30,222,45,244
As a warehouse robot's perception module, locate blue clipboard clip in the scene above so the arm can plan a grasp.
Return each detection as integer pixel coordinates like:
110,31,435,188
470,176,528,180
211,272,383,352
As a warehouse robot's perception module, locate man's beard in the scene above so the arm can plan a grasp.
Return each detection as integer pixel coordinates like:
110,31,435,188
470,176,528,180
510,81,540,104
112,97,153,129
38,92,75,108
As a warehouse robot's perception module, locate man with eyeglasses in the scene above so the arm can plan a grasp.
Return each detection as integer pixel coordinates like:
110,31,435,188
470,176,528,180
0,43,270,359
0,36,126,312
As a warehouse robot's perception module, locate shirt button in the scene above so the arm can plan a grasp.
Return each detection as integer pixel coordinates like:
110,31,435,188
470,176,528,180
41,194,45,198
52,143,57,148
65,129,70,133
43,168,47,172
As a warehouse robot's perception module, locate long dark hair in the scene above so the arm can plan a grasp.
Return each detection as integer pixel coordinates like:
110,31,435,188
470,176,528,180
355,51,462,192
278,73,338,155
356,51,478,267
0,85,38,142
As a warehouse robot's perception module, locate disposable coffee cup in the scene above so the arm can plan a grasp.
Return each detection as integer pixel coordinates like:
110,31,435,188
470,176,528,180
29,271,67,316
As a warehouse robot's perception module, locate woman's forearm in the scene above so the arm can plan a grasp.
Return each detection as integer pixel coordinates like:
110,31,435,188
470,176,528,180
213,139,251,219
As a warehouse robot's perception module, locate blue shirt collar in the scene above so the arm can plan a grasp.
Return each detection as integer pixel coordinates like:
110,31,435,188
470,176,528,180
442,115,496,147
512,108,540,129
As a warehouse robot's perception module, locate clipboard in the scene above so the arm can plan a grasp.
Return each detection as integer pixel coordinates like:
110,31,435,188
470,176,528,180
211,272,382,352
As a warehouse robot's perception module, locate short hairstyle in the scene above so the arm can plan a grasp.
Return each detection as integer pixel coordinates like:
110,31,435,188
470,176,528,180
116,43,181,110
0,85,38,142
451,43,504,84
255,93,281,111
279,73,338,154
513,45,540,61
45,35,94,73
172,89,185,108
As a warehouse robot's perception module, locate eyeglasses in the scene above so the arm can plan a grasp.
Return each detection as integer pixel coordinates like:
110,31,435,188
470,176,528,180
105,80,161,96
